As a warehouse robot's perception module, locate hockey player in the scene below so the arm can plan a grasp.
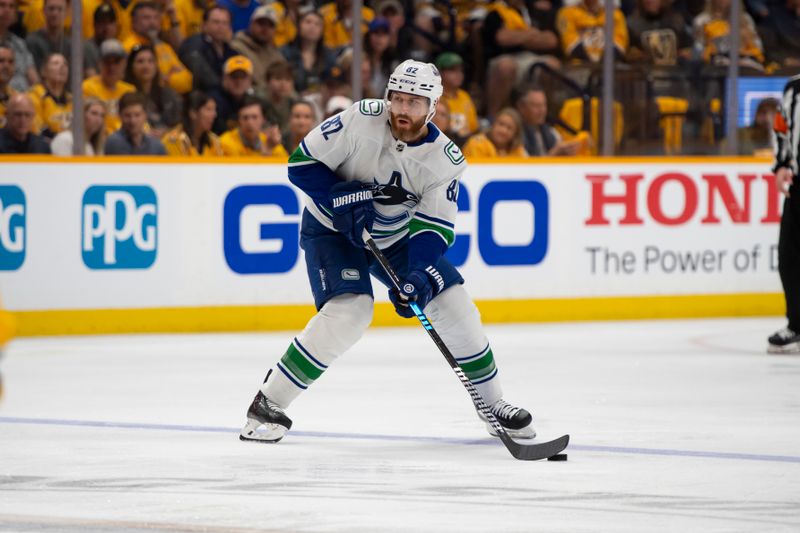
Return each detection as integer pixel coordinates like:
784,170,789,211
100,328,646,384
240,59,536,443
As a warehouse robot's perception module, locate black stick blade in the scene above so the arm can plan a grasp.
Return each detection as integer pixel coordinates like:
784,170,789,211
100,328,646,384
505,434,570,461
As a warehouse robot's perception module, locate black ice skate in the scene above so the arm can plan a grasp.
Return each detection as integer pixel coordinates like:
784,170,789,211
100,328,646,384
768,327,800,354
239,391,293,443
478,399,536,439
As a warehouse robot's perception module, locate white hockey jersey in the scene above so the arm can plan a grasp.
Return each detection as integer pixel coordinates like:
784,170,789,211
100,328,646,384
288,99,466,250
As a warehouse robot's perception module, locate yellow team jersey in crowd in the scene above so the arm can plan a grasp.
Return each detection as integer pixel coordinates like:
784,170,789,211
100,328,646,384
162,125,225,156
220,128,289,157
695,17,764,65
486,1,529,31
0,86,17,129
441,89,478,138
29,84,73,136
318,2,374,49
272,2,295,48
123,34,193,94
462,132,527,159
556,4,628,62
175,0,206,40
82,76,136,134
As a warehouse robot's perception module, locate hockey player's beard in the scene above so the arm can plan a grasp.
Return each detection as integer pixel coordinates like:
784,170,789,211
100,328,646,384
390,112,427,143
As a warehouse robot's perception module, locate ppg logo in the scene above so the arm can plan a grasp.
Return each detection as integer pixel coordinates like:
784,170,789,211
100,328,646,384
81,186,158,269
0,185,26,271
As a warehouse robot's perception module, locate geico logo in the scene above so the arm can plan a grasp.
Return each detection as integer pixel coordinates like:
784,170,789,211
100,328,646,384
222,180,549,275
585,173,782,226
0,198,24,253
0,185,26,271
82,186,157,269
223,184,301,274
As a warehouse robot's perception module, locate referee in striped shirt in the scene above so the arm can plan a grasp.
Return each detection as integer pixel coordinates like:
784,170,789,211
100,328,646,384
770,74,800,353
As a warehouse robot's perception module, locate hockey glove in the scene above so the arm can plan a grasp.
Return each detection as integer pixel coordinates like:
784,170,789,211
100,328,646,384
389,266,445,318
329,181,375,247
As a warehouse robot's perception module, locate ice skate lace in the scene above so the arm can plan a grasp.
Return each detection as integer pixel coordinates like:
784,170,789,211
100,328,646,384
262,395,286,414
775,328,798,340
491,400,520,420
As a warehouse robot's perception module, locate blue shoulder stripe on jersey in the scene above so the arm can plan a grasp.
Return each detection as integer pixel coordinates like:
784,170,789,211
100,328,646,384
407,123,440,147
414,211,455,228
288,160,341,204
300,139,313,158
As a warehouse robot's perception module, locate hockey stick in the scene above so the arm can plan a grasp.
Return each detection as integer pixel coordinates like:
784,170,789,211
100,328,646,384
363,230,569,461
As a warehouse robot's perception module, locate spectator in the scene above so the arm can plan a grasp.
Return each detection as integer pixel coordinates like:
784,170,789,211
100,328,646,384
105,91,167,154
29,52,71,138
692,0,764,72
84,4,120,77
262,59,296,131
482,0,560,117
281,98,315,152
124,44,182,138
219,94,287,156
556,0,629,63
318,0,374,50
273,0,308,47
0,93,50,153
83,39,136,134
757,0,800,69
462,107,527,158
364,17,397,98
627,0,693,65
0,0,39,91
26,0,70,71
0,44,17,127
174,0,208,39
123,1,193,94
721,97,779,156
280,9,336,95
216,0,259,35
51,97,107,155
435,52,478,144
515,85,587,156
231,5,285,94
431,99,460,143
179,5,237,92
162,90,223,155
375,0,412,52
210,54,257,133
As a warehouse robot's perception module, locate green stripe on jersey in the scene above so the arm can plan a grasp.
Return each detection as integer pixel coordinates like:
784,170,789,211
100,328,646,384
280,343,325,386
460,349,497,381
288,145,316,164
408,218,455,246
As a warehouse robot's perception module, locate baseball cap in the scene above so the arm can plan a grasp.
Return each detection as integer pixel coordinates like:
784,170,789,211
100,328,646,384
368,17,390,33
326,95,353,115
251,5,278,25
224,55,254,76
100,39,127,59
435,52,463,70
94,3,117,23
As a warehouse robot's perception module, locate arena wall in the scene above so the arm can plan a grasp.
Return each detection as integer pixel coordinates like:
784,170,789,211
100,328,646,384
0,156,783,336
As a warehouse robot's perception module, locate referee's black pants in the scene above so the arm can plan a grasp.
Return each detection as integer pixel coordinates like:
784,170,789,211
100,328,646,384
779,192,800,331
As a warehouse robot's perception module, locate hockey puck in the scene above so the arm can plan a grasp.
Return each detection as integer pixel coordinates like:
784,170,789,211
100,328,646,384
547,453,568,461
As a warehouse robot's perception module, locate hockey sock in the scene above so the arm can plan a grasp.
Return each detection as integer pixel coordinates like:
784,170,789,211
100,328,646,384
424,285,503,405
262,293,374,408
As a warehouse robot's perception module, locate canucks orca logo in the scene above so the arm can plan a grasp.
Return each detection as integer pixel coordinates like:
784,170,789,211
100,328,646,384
372,172,418,208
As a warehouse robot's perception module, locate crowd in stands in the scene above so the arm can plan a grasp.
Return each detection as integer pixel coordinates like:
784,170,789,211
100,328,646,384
0,0,798,157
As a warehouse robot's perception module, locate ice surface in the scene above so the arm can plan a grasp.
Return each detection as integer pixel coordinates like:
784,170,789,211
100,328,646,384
1,318,799,532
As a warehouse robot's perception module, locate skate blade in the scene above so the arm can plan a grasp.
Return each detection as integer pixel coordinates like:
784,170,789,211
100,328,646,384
485,422,537,440
767,343,800,355
239,418,287,443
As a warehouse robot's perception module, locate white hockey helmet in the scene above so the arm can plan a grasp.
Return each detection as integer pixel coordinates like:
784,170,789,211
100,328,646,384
384,59,443,124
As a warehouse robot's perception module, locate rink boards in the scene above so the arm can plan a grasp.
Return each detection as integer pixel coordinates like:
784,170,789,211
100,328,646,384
0,156,784,335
